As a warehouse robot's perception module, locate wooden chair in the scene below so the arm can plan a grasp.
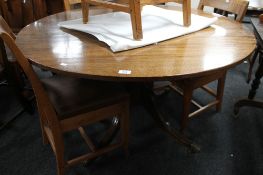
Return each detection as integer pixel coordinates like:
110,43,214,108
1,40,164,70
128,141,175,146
168,0,249,132
81,0,191,40
198,0,249,22
198,1,256,83
0,22,130,175
0,16,16,39
64,0,82,10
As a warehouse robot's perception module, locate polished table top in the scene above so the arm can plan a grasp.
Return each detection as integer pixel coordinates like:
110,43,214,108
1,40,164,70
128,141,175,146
16,6,256,81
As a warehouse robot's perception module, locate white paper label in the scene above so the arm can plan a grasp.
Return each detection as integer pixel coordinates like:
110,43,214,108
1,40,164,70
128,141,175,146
118,70,131,74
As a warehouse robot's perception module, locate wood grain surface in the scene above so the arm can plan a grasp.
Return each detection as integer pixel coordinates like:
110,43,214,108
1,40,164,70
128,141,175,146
16,6,256,81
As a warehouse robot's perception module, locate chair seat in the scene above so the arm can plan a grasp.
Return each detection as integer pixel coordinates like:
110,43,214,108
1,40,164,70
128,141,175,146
42,75,128,120
0,23,130,174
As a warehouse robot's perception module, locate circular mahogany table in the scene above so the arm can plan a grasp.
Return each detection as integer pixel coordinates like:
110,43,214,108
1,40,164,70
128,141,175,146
16,6,256,151
16,6,256,82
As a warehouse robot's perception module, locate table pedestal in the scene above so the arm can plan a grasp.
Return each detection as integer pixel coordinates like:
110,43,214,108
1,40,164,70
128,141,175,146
141,83,200,152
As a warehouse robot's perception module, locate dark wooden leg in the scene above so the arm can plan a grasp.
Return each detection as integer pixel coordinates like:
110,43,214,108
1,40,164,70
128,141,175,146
247,45,259,83
248,58,263,99
216,72,226,111
142,83,200,153
56,158,66,175
52,128,66,175
81,0,89,23
129,0,142,40
121,100,130,157
39,116,49,145
98,118,120,147
83,117,121,166
181,86,193,132
234,53,263,116
182,0,191,26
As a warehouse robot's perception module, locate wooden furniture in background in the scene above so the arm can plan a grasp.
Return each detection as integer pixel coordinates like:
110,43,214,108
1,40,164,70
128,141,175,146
165,0,250,132
0,0,65,33
16,6,256,151
81,0,191,40
0,22,130,175
0,16,15,42
0,0,48,33
234,16,263,115
198,0,249,22
169,71,227,132
45,0,65,14
64,0,81,10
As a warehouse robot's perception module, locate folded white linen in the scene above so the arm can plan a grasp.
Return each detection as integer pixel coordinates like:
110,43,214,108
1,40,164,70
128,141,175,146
58,5,217,52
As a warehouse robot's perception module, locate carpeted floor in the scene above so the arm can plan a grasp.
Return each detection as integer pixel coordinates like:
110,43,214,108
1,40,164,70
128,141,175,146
0,58,262,175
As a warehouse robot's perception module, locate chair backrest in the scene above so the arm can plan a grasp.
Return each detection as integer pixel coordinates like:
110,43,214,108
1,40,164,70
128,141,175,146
0,16,16,40
0,23,59,130
0,15,16,64
64,0,81,11
0,15,16,72
198,0,249,22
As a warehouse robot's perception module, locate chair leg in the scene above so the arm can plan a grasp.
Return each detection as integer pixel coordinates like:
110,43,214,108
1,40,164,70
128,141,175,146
121,100,130,157
216,73,226,111
248,57,263,99
129,0,142,40
182,0,191,26
40,119,49,145
180,86,193,133
42,132,49,145
54,136,66,175
247,45,259,83
56,164,66,175
81,0,89,23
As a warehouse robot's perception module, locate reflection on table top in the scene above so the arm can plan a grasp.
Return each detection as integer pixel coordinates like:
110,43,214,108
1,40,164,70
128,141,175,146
249,0,263,10
16,6,256,81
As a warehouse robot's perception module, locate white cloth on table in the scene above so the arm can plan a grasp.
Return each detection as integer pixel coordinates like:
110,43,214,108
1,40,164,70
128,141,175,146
58,5,217,52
